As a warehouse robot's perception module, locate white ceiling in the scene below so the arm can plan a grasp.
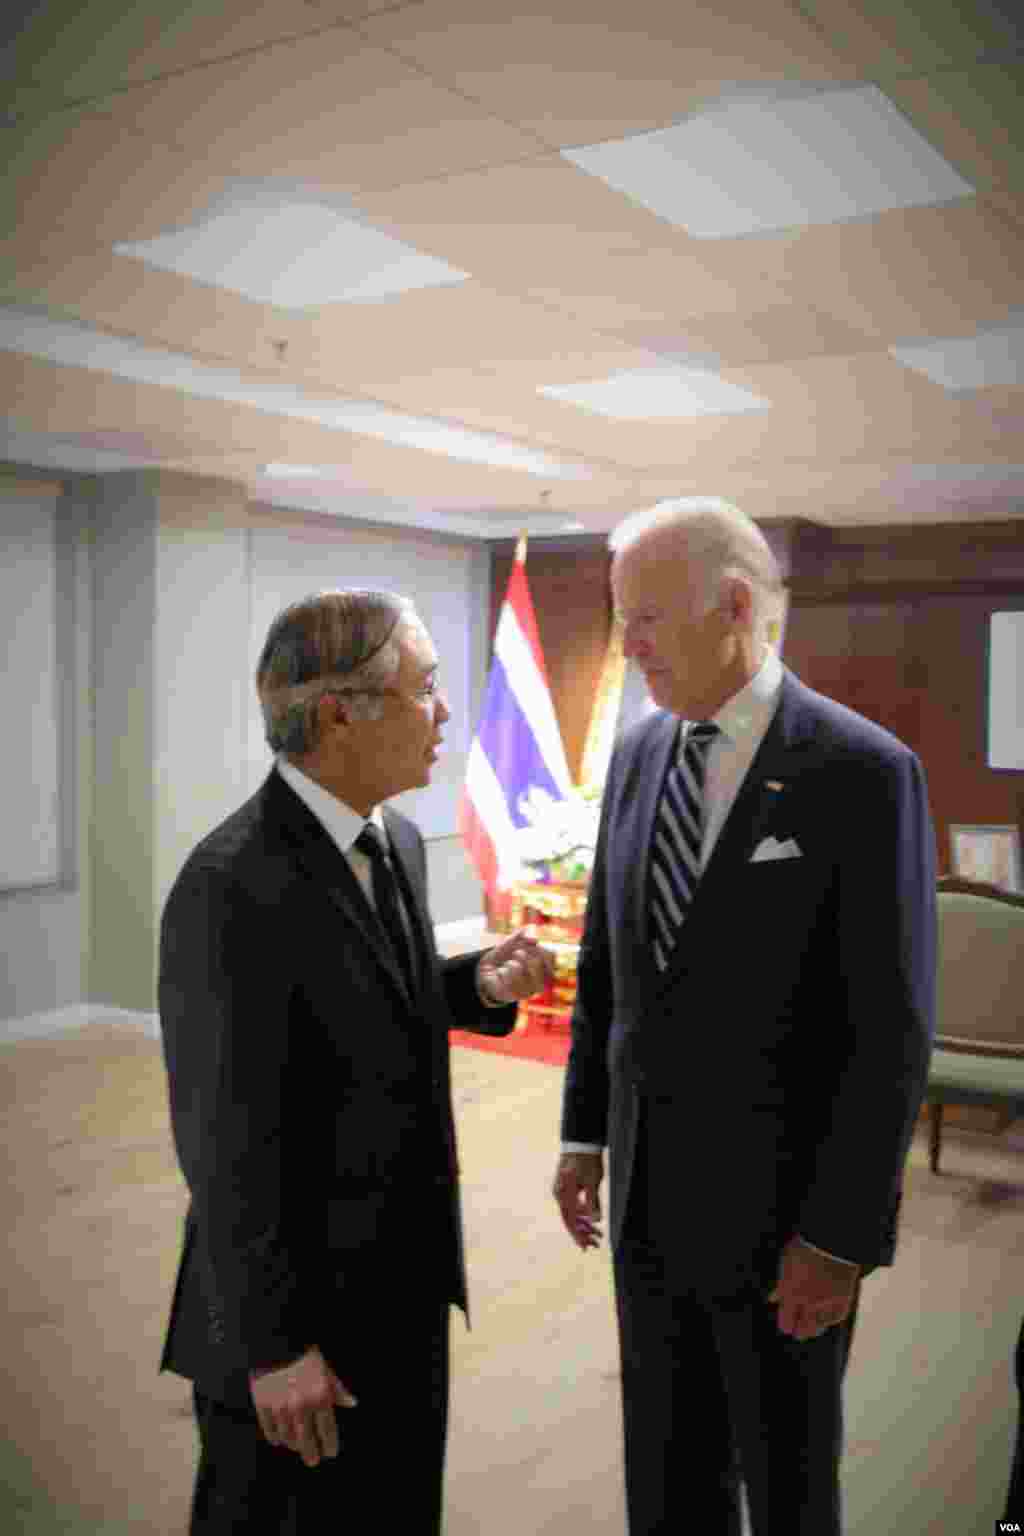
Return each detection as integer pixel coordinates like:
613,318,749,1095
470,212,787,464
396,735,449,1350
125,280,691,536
2,0,1022,540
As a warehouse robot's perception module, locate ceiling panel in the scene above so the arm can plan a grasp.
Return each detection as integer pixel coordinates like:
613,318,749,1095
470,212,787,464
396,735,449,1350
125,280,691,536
885,64,1024,227
356,0,853,146
0,349,640,509
0,110,226,249
82,29,544,192
277,285,657,385
748,200,1024,342
624,304,881,368
2,0,412,117
355,156,798,321
799,0,1024,77
1,3,1021,537
0,251,652,398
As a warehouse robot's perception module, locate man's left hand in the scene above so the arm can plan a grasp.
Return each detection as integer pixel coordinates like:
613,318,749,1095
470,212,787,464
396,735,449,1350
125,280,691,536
477,928,554,1004
768,1235,860,1341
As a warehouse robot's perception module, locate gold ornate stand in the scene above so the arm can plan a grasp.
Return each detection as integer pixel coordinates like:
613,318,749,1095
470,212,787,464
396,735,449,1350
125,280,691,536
509,880,587,1036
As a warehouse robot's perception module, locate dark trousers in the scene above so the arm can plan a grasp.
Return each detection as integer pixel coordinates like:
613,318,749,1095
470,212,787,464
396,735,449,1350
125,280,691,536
614,1121,857,1536
189,1298,450,1534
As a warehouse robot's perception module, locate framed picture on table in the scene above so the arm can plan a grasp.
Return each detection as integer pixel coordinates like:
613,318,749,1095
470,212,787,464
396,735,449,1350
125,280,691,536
949,824,1023,893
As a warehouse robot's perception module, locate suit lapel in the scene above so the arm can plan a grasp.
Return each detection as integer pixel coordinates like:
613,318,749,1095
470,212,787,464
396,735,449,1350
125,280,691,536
382,807,432,1000
263,770,414,1005
656,671,819,986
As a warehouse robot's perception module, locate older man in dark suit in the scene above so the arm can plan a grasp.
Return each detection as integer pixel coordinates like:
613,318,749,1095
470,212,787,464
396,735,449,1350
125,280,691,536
553,498,936,1535
159,587,551,1534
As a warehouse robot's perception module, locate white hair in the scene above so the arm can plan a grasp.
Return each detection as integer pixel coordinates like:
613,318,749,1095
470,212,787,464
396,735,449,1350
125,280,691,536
610,496,784,638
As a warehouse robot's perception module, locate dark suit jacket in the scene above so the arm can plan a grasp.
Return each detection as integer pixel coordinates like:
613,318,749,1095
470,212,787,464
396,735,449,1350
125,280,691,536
158,767,515,1403
561,668,936,1296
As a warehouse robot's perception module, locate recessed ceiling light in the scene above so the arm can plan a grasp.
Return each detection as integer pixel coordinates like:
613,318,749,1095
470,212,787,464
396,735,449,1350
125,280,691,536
889,322,1024,391
114,178,468,307
562,84,974,238
539,365,768,419
263,463,346,479
337,411,594,478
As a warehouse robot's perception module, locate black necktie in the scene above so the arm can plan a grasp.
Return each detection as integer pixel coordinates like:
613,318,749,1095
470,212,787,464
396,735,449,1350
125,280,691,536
355,824,415,996
649,721,720,971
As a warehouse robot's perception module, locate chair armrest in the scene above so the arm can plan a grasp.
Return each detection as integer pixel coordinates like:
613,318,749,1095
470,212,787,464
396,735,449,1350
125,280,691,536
935,1034,1024,1060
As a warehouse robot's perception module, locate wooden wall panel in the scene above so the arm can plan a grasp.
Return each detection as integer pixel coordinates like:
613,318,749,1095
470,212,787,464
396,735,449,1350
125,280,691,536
768,532,1024,875
490,544,610,783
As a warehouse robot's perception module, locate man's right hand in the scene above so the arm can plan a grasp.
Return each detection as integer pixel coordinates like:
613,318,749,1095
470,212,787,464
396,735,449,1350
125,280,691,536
249,1345,357,1467
552,1151,604,1251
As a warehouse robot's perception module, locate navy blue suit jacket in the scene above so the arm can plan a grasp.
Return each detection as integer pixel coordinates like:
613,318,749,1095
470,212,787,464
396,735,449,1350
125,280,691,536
561,668,936,1295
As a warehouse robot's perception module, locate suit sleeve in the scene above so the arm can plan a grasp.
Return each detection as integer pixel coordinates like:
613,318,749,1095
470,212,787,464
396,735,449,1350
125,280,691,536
158,861,309,1370
441,950,518,1036
797,745,936,1266
560,767,615,1146
392,809,518,1038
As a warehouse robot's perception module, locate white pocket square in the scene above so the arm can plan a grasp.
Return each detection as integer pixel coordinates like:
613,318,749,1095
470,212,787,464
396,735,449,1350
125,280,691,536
750,836,802,862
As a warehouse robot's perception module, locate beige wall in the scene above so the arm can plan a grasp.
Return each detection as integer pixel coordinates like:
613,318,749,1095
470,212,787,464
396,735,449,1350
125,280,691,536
88,470,253,1010
0,474,92,1023
1,465,489,1027
89,471,159,1009
152,475,250,921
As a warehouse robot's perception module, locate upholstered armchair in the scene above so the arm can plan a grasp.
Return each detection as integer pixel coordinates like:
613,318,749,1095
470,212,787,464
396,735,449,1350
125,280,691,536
925,877,1024,1173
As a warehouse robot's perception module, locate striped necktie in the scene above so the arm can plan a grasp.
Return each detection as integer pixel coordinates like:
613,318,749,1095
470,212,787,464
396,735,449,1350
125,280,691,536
649,721,719,971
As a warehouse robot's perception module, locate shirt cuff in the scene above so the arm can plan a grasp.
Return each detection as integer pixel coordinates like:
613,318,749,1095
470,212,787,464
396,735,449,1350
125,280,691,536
561,1142,604,1154
249,1348,309,1378
798,1235,859,1268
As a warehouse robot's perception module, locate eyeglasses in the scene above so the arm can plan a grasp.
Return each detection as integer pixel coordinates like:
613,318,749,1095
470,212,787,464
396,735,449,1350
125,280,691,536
323,677,442,706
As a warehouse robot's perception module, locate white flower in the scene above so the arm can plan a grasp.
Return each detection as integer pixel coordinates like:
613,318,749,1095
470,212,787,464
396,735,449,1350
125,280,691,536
514,785,601,871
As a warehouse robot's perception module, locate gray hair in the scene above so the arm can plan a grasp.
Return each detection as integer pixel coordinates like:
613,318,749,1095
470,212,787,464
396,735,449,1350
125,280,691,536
610,496,784,638
256,588,416,755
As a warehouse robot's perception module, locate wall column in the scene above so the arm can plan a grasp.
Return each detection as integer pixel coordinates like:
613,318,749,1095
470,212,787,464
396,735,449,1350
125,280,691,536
90,470,248,1010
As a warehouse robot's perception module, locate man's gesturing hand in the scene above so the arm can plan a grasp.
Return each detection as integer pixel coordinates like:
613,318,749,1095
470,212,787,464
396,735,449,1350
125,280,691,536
477,928,554,1004
553,1151,604,1251
249,1346,357,1467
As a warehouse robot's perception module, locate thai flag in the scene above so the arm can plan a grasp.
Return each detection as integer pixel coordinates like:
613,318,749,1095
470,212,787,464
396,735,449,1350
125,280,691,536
458,535,572,896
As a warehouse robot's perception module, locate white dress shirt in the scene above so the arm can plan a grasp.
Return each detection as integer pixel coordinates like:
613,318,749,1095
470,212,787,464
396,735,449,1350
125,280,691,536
276,754,383,907
694,645,783,868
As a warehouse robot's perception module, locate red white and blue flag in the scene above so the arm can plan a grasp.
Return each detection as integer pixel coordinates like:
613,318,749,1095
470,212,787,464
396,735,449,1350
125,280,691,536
458,535,572,897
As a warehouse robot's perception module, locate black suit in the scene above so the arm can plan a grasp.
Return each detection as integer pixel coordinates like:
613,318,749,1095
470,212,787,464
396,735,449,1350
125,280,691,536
561,669,936,1534
158,767,515,1531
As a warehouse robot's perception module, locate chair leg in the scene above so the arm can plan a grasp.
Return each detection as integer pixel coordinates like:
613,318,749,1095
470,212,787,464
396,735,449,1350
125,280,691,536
928,1102,943,1174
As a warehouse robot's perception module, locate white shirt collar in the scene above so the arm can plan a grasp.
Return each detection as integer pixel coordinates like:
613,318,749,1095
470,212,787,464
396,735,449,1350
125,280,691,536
697,646,783,748
276,755,384,855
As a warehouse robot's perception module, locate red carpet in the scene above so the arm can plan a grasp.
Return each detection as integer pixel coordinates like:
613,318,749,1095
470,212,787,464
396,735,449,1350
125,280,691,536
450,1024,570,1066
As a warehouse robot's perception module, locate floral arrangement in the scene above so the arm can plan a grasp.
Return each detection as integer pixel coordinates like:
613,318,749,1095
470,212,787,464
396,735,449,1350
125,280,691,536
514,784,602,885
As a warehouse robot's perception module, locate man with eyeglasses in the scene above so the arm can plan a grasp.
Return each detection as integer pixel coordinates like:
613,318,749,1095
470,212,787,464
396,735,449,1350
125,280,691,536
158,588,552,1534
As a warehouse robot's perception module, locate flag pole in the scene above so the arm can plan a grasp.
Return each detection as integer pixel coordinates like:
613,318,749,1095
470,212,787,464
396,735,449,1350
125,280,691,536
578,611,626,793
